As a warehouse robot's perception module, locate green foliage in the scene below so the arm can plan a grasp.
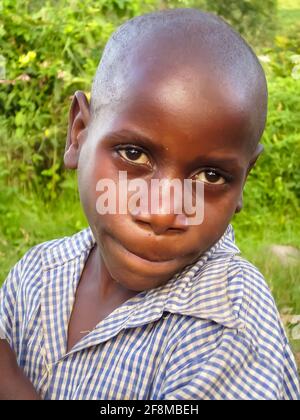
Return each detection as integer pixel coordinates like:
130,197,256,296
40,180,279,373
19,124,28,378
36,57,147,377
0,0,299,369
242,77,300,216
0,0,298,216
241,27,300,218
206,0,277,45
161,0,278,45
0,0,157,199
0,0,281,200
1,0,298,258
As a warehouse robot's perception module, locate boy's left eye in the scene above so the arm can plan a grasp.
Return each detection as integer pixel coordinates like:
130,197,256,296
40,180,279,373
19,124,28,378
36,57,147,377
194,170,226,185
117,146,151,167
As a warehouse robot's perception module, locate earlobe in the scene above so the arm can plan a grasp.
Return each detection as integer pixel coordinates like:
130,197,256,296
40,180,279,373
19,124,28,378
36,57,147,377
64,91,90,169
236,143,264,214
247,143,264,175
235,193,243,214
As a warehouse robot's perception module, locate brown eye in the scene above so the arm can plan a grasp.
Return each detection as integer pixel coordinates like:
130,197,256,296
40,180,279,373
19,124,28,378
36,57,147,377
195,170,226,185
118,147,151,167
124,148,142,161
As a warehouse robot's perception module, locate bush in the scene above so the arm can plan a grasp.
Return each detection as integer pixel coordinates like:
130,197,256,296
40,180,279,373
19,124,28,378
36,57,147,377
243,77,300,214
160,0,277,45
1,0,298,217
0,0,158,199
243,28,300,217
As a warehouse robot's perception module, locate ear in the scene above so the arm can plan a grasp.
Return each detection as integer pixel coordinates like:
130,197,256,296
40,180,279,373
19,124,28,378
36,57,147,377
235,192,243,214
235,143,264,214
246,143,264,177
64,90,90,169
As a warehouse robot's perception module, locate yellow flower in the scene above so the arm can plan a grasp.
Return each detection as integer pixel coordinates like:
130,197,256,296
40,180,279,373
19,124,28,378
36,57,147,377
19,51,37,67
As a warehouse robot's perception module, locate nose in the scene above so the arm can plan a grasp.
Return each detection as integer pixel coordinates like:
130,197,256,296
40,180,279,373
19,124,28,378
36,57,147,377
131,177,189,235
134,211,188,235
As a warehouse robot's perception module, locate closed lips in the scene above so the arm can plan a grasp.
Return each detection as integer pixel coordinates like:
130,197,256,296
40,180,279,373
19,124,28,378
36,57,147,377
116,238,176,263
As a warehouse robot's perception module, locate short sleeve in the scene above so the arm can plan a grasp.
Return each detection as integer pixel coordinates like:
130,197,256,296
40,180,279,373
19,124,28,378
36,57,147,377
232,256,300,400
0,242,45,345
0,261,23,344
160,328,286,400
159,255,300,400
282,343,300,400
0,319,6,339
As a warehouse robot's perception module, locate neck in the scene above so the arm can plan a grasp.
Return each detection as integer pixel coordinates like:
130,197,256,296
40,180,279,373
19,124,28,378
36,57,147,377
90,244,138,302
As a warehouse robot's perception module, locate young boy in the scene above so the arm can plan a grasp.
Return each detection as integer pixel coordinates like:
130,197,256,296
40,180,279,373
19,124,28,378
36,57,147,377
0,8,299,400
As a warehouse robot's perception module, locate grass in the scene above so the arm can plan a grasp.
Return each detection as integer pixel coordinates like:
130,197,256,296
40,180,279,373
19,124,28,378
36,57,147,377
0,0,299,375
1,174,300,315
276,0,300,40
278,0,300,22
2,180,299,372
233,220,300,313
1,177,299,372
0,174,87,281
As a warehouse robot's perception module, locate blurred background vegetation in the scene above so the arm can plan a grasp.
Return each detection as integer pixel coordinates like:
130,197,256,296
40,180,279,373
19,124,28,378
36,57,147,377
0,0,299,369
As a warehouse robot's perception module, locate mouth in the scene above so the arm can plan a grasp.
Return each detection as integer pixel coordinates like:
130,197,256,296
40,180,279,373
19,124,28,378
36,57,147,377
109,234,178,266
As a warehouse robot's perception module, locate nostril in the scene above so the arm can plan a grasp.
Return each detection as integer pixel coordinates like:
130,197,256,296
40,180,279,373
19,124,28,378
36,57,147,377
136,220,152,230
137,220,148,226
134,211,188,235
136,219,184,235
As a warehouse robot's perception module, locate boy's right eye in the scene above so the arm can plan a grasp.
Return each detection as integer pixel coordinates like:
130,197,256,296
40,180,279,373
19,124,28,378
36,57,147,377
116,146,152,168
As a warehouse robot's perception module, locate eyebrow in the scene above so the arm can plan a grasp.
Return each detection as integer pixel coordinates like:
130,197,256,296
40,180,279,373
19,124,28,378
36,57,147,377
106,128,243,171
105,129,166,153
189,154,242,170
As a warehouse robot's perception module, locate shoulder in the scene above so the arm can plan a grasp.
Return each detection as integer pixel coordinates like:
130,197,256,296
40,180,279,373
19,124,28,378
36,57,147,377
178,252,288,363
17,237,68,277
228,255,272,293
11,235,72,280
226,255,288,353
2,228,94,291
161,256,294,399
227,255,279,316
227,255,277,315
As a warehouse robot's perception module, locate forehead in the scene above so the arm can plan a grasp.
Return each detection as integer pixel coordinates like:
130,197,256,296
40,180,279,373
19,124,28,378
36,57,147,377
91,60,256,165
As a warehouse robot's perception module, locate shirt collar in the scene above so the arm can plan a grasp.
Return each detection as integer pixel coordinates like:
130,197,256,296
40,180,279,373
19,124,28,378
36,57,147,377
41,225,243,359
125,224,243,330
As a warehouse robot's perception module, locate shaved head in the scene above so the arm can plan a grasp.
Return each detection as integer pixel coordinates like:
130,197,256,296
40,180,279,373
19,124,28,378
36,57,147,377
65,9,269,294
90,8,267,147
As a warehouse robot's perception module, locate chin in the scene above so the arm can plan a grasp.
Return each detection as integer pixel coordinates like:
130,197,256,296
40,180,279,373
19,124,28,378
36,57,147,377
102,233,188,291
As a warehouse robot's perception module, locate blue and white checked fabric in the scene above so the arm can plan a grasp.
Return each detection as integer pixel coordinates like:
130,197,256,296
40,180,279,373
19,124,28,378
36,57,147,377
0,225,299,400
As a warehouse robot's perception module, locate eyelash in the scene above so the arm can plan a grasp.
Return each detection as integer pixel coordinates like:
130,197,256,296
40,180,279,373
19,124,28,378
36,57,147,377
115,145,152,168
192,167,232,185
114,144,232,185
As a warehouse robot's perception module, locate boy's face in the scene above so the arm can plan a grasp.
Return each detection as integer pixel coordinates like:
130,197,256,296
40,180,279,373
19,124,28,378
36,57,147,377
66,54,263,292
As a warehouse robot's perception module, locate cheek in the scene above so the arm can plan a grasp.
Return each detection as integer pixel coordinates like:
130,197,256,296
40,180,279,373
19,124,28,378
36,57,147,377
77,145,117,221
203,188,240,226
184,196,237,257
